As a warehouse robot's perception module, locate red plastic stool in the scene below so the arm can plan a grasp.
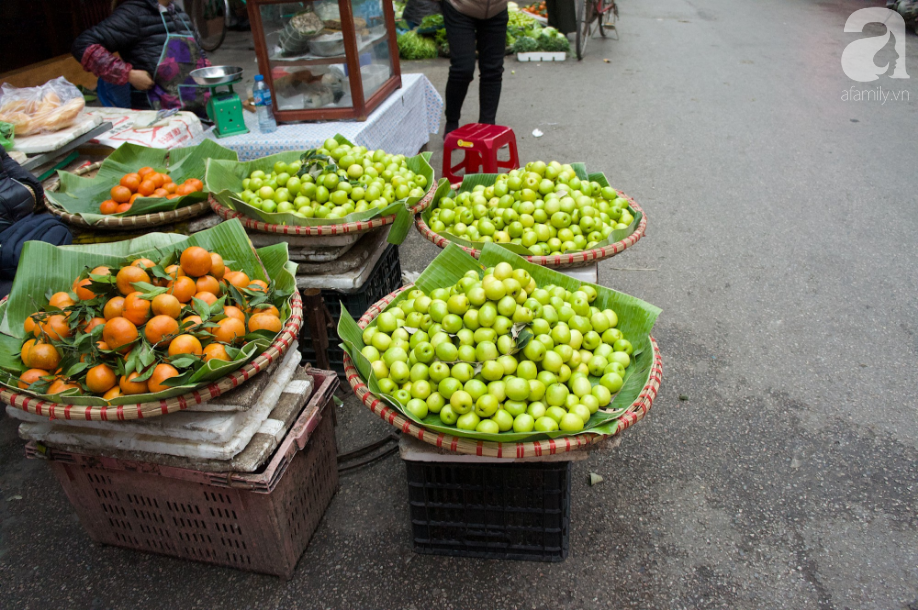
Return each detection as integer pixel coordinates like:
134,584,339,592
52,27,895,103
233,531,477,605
442,123,521,184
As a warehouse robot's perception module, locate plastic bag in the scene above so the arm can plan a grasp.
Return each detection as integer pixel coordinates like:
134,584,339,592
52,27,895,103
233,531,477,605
0,77,85,136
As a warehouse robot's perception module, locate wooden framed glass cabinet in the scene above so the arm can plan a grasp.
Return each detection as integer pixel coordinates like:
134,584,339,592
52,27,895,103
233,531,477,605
247,0,402,121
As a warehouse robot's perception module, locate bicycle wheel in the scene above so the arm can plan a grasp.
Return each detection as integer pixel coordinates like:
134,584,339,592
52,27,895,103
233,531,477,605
598,0,619,39
575,0,594,60
188,0,229,53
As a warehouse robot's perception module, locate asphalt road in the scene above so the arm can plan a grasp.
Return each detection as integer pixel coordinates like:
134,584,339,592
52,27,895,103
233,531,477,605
2,0,917,608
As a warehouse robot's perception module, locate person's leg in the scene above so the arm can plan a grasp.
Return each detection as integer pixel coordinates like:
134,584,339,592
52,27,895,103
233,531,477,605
475,9,509,124
442,1,477,134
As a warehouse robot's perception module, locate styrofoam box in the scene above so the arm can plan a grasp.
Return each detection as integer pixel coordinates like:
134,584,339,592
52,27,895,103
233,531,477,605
517,52,567,62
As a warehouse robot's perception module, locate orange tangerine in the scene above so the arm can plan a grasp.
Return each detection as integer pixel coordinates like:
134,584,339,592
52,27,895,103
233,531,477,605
248,313,282,334
18,368,49,390
82,317,106,334
223,270,250,290
138,180,156,196
116,265,150,296
144,315,179,345
203,343,230,363
247,280,269,294
120,173,141,191
209,253,225,279
213,317,246,345
48,292,75,309
111,185,132,203
23,314,38,336
193,291,217,306
168,334,203,356
223,305,245,323
103,386,122,400
86,364,117,394
119,372,148,395
103,296,125,320
123,292,152,326
249,304,280,318
75,278,97,301
151,293,182,318
168,276,197,303
180,246,212,277
148,363,180,393
131,258,156,270
102,317,138,352
40,314,71,341
20,338,36,366
195,275,220,296
182,315,203,331
48,378,81,395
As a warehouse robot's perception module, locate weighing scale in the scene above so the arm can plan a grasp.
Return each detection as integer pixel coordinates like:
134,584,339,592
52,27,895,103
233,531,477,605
190,66,249,139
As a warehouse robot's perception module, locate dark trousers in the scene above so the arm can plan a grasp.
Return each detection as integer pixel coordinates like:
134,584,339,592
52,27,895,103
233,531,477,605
442,2,509,128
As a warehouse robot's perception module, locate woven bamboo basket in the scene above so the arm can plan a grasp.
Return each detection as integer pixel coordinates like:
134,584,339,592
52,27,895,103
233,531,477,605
208,183,437,236
44,162,211,230
343,287,662,458
416,196,647,269
1,292,303,421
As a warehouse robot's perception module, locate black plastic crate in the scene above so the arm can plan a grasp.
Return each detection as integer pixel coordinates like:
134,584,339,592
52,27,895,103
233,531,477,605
405,460,571,562
299,244,402,378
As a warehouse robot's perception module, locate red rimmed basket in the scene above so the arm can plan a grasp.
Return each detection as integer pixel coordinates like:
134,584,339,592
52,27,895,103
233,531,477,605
416,195,647,269
1,292,303,422
44,162,211,230
208,183,437,236
342,287,662,458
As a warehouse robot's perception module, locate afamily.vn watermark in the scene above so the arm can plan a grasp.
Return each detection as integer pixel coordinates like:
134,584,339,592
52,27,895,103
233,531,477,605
841,85,910,103
840,8,911,102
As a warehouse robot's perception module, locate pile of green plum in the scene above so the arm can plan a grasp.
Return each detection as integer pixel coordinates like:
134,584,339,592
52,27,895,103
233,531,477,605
235,139,429,220
359,261,635,436
427,161,634,256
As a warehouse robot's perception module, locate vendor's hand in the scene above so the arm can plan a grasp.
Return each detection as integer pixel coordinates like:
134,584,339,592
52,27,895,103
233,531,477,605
129,70,155,91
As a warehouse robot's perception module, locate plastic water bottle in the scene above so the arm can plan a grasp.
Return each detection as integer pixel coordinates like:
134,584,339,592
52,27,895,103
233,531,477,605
253,75,277,134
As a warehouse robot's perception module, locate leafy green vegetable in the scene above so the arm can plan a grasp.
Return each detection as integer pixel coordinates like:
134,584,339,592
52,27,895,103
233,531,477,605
513,36,539,53
508,9,538,37
397,30,439,60
535,26,572,53
419,13,444,30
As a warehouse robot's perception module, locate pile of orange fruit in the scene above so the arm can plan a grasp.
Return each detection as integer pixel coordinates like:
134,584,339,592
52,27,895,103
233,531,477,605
100,166,205,215
17,246,284,400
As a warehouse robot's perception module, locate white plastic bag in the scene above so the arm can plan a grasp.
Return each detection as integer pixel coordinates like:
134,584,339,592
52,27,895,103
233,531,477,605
0,77,85,136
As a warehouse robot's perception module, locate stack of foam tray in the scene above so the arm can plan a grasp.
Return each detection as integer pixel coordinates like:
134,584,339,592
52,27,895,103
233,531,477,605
9,342,313,473
245,225,391,267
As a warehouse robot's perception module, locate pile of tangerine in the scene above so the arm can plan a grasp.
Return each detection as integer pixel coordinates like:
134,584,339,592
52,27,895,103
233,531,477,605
100,166,205,215
17,246,284,400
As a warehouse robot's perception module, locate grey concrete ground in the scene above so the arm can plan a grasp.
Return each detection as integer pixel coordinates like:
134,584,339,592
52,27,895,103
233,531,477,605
3,0,918,608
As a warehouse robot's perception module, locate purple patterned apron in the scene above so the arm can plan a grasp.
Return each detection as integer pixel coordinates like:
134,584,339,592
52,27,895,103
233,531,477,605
147,8,210,116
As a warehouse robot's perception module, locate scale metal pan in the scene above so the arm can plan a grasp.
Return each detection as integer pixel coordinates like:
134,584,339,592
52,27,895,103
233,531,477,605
191,66,244,86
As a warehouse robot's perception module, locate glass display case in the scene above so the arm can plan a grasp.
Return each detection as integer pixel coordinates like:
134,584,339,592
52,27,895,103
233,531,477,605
247,0,402,122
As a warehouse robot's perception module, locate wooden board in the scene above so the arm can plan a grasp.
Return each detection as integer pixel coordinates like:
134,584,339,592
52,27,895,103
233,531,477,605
12,114,102,154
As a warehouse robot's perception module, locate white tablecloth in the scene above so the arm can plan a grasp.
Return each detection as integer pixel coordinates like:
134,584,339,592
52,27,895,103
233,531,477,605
210,73,443,160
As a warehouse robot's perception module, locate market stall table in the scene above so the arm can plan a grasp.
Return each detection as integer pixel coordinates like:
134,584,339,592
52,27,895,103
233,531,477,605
208,73,442,160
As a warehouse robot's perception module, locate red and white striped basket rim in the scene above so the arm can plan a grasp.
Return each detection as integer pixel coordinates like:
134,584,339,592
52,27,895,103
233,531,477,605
1,292,303,422
416,195,647,269
44,162,211,231
208,182,436,236
343,286,663,458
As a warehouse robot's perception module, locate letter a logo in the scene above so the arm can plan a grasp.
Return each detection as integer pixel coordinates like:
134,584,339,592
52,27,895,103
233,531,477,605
842,8,909,82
